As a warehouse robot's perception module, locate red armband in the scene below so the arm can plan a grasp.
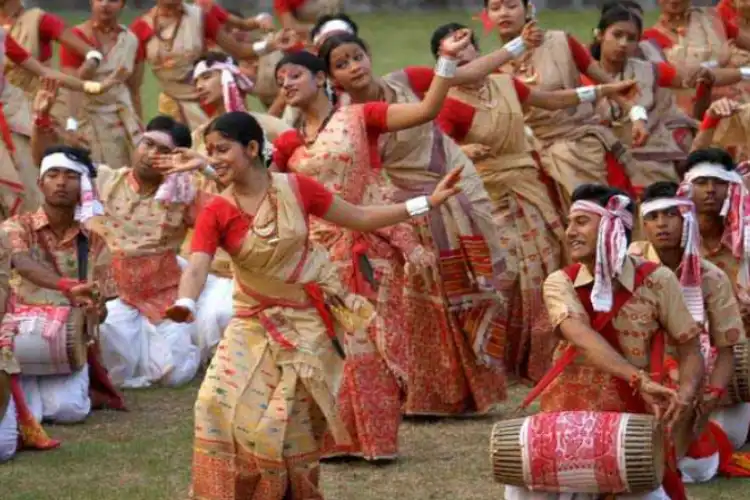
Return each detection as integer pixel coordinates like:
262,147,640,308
56,278,79,294
704,385,727,399
34,114,54,131
700,114,722,131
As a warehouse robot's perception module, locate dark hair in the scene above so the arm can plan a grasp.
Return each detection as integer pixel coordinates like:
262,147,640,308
145,115,192,149
590,4,643,60
430,22,479,59
641,181,679,203
318,33,369,74
204,111,270,167
274,50,327,79
310,13,359,42
41,145,96,178
680,147,736,178
571,183,634,242
602,0,643,15
195,51,234,69
483,0,528,6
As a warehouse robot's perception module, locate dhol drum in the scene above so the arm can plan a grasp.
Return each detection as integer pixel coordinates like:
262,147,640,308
490,411,664,494
4,306,87,376
728,341,750,404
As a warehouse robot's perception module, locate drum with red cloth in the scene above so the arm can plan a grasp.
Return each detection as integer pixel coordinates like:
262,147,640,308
490,411,664,494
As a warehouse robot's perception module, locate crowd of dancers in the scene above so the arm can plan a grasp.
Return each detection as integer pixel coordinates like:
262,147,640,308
1,0,750,499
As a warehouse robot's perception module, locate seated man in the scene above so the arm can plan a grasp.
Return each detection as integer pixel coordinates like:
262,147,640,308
1,146,120,425
505,184,704,500
93,116,202,388
631,181,747,482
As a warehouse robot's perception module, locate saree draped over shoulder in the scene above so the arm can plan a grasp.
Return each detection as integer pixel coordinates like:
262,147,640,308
61,29,142,169
283,104,404,459
143,3,207,130
0,28,38,217
367,72,507,415
192,173,365,500
593,59,687,188
499,30,633,205
444,74,564,381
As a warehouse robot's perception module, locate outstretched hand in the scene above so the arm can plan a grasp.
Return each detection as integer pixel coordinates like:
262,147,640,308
440,28,472,58
521,21,544,50
428,166,463,208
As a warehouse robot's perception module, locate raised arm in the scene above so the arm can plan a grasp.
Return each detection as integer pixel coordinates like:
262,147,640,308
690,98,742,151
523,80,640,111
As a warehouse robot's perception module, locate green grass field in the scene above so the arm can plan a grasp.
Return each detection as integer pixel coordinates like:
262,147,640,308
1,8,749,499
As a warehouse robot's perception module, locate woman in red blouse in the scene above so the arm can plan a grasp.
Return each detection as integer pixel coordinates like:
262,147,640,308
166,111,462,500
129,0,291,130
271,35,479,458
431,22,637,382
317,27,546,416
484,0,641,204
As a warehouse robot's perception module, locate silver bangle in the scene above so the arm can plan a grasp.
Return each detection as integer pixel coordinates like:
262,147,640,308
701,60,719,69
434,56,458,79
85,50,103,63
405,196,431,217
175,298,197,316
202,165,217,178
576,86,598,103
503,36,527,59
252,39,270,57
741,67,750,80
66,118,79,132
629,105,648,122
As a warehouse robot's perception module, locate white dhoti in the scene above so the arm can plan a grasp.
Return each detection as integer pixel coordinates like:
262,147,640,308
679,452,720,484
99,299,200,389
503,487,669,500
19,367,91,424
0,396,17,462
712,403,750,450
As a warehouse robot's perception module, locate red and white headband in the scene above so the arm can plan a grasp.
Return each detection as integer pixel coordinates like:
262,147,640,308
40,152,104,223
193,58,254,113
570,195,633,312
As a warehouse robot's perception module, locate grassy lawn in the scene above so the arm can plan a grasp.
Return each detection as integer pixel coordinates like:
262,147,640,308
2,7,750,499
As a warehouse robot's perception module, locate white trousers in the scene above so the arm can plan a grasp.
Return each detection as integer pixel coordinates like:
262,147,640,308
712,402,750,449
503,486,670,500
99,299,200,389
19,366,91,423
0,396,17,462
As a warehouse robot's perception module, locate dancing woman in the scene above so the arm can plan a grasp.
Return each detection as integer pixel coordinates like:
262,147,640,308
59,0,143,169
271,31,473,456
166,111,463,499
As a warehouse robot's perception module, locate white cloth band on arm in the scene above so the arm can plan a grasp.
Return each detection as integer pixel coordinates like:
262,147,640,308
434,57,458,78
66,118,79,131
85,50,103,63
405,196,431,217
576,86,598,103
503,37,527,58
629,105,648,122
252,39,270,57
741,67,750,80
701,60,719,69
254,13,272,23
175,298,197,316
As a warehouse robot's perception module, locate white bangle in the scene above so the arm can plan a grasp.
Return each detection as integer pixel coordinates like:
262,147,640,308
85,50,103,63
254,12,272,23
405,196,431,217
741,67,750,80
503,36,527,59
576,86,598,103
175,298,197,316
434,56,458,78
629,105,648,122
252,39,270,57
66,118,79,132
701,60,719,69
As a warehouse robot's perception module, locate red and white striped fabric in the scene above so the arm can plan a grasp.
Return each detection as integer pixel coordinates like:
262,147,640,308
570,195,633,312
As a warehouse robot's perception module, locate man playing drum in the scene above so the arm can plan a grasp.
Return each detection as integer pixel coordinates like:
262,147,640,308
631,181,748,483
0,145,121,427
682,147,750,454
503,184,704,500
91,116,203,389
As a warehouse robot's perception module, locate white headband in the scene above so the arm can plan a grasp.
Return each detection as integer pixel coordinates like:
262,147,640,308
684,162,743,185
640,197,695,217
39,152,103,222
313,19,355,44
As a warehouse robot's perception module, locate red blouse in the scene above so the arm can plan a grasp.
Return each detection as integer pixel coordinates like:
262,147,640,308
129,5,224,61
643,15,739,50
274,0,307,15
59,26,144,68
35,12,65,63
273,102,390,171
436,78,531,142
5,35,30,65
191,173,334,256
